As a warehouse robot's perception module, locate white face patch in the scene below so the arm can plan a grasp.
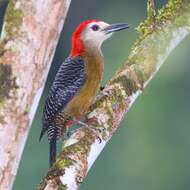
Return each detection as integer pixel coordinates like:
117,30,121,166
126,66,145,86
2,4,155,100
81,21,112,50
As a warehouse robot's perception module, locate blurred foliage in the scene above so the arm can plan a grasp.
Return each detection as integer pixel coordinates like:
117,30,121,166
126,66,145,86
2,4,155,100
0,0,190,189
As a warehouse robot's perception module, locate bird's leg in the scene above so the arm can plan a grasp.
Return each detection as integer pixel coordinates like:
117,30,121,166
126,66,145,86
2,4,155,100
62,112,104,142
66,128,75,138
84,116,106,134
59,126,70,140
79,116,107,141
60,115,102,141
76,120,103,143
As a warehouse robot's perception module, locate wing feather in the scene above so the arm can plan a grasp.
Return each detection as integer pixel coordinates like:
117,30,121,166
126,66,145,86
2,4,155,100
40,56,86,139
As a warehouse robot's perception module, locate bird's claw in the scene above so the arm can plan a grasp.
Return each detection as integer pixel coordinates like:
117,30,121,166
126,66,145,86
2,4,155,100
78,122,105,143
66,129,76,138
87,126,106,143
100,86,105,91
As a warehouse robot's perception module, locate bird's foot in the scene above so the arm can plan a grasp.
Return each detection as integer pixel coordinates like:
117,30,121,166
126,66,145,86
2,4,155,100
77,120,104,143
66,129,76,139
87,117,106,134
100,85,105,91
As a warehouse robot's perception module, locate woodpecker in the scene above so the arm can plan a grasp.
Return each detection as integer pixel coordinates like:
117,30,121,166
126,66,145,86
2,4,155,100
40,20,129,167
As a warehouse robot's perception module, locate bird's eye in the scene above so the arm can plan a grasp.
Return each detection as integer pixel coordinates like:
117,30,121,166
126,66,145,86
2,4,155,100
91,24,100,31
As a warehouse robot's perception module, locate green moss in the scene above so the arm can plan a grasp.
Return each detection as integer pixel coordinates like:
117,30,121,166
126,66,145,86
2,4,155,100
24,105,30,114
55,157,73,169
133,65,145,85
147,0,156,22
89,75,138,132
74,130,95,153
0,63,18,124
111,75,138,96
129,0,190,84
158,0,184,22
90,74,137,113
0,64,17,104
0,110,6,123
4,0,24,38
38,130,95,189
58,184,67,190
128,51,156,83
135,0,189,47
0,40,6,56
89,94,108,111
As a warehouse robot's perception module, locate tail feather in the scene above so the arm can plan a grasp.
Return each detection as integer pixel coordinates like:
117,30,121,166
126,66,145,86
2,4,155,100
40,123,60,167
49,137,57,167
48,125,60,167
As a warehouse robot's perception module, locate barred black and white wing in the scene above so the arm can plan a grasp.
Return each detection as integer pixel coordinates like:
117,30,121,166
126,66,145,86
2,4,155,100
41,56,86,138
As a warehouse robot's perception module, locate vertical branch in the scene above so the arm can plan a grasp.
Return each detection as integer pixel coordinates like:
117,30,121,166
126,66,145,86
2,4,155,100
0,0,71,190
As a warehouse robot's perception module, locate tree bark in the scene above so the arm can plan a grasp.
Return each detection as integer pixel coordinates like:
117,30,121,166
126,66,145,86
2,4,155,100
0,0,71,189
38,0,190,190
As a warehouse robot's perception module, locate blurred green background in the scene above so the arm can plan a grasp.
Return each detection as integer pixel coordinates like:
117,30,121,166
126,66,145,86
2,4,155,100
1,0,190,189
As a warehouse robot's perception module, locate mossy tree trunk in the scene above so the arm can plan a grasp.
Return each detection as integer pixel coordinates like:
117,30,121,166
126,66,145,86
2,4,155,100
0,0,71,189
38,0,190,190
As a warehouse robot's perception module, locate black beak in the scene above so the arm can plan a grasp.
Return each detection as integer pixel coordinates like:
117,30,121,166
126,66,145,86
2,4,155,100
103,23,129,34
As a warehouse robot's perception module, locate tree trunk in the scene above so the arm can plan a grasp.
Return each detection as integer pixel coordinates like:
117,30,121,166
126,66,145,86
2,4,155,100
0,0,71,189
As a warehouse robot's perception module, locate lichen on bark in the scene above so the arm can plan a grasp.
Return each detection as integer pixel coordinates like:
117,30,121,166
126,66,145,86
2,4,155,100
135,0,189,46
0,0,25,106
3,0,24,38
0,64,17,105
